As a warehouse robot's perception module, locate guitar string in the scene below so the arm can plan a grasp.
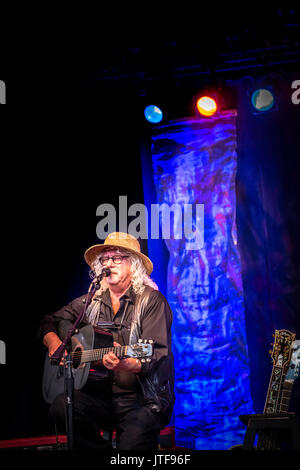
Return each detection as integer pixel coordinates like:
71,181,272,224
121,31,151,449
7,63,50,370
71,346,127,361
70,343,150,363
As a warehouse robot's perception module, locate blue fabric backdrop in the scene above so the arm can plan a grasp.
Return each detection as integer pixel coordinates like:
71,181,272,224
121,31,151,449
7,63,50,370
142,111,254,450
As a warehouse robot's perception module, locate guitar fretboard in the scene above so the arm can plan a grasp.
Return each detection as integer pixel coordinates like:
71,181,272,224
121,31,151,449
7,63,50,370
72,346,128,364
264,366,285,414
279,381,293,413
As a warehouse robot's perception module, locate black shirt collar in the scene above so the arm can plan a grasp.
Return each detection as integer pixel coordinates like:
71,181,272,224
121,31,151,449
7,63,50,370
100,285,136,307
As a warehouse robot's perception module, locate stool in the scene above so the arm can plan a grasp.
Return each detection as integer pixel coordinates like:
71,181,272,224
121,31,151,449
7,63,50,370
239,413,300,450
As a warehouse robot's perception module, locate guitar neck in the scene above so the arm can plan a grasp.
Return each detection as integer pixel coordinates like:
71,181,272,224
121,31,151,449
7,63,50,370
279,381,293,413
263,365,284,414
74,346,128,364
257,365,285,449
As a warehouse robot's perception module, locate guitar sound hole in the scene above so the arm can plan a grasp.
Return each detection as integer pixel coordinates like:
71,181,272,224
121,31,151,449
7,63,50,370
73,347,82,369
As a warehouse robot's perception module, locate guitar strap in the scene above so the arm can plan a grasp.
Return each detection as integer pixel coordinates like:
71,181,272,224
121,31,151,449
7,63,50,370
93,287,152,344
85,294,102,326
128,288,151,345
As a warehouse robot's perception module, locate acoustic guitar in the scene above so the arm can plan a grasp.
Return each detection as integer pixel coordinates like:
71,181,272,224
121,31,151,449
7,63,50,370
256,329,297,449
42,320,153,404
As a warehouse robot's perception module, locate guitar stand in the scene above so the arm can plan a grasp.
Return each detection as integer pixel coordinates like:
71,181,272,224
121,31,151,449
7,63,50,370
239,413,300,450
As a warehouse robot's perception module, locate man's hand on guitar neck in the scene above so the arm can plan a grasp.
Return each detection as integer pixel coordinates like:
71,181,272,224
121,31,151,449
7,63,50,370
102,341,142,374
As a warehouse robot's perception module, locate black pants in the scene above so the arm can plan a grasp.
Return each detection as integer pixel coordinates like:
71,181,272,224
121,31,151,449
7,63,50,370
49,381,164,450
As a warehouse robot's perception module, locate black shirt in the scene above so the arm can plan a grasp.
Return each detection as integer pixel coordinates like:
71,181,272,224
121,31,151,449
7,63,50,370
96,287,139,396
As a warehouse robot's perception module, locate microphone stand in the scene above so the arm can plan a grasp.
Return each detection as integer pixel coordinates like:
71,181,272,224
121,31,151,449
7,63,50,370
50,269,110,450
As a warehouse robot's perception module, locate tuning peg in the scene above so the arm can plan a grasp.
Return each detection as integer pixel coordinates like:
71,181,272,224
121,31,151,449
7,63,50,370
138,339,143,343
148,340,154,344
143,339,148,343
146,358,151,362
141,359,146,363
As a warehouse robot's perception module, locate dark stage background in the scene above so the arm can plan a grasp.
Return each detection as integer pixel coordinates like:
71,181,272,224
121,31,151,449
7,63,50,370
235,72,300,414
1,10,300,449
1,112,149,439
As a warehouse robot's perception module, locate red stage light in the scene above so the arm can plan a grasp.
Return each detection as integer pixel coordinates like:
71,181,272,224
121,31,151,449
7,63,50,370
196,96,217,116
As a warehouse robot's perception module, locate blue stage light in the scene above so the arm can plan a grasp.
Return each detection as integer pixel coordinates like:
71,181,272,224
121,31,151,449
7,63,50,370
251,88,275,112
144,105,163,123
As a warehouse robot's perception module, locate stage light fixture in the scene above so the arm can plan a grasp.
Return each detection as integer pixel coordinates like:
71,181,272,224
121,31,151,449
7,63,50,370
251,88,275,112
196,96,217,117
144,105,163,123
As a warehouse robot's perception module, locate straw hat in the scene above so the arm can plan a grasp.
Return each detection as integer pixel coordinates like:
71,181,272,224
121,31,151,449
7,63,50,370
84,232,153,275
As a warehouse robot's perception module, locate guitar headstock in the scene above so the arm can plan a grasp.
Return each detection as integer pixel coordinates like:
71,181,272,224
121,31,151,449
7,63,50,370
269,329,296,368
127,339,154,362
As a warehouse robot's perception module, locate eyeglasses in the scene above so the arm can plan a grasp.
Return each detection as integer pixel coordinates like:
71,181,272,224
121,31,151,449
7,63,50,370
99,255,129,266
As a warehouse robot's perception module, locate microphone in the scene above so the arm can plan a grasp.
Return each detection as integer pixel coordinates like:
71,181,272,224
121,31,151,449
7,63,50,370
96,267,111,282
89,267,111,290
